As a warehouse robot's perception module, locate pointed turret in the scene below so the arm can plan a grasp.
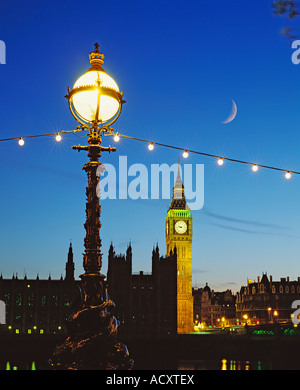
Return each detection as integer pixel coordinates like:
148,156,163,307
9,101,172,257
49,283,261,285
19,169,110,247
169,162,188,210
126,242,132,273
109,242,115,258
65,242,75,282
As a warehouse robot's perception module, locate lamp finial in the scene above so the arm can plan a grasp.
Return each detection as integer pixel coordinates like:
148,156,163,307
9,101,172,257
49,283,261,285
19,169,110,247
89,42,104,70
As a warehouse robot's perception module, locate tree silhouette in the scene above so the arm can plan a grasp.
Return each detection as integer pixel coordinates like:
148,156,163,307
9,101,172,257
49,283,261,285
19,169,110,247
272,0,299,40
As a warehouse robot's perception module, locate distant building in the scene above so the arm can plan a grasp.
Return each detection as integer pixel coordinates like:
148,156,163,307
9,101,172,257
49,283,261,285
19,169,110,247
193,283,236,327
107,242,177,338
0,243,79,335
236,273,300,324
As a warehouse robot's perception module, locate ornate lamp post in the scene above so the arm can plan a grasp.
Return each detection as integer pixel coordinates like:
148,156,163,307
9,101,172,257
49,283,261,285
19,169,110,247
66,43,125,308
49,43,133,370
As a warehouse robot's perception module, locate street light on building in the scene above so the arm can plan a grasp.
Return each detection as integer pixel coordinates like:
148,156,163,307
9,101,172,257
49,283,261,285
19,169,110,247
268,307,272,323
49,43,133,370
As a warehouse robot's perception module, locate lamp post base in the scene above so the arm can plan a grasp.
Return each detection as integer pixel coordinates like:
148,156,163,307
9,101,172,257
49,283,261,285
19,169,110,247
49,281,134,370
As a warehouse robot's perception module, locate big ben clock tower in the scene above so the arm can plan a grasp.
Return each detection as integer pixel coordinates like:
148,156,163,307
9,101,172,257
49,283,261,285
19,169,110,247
166,164,193,334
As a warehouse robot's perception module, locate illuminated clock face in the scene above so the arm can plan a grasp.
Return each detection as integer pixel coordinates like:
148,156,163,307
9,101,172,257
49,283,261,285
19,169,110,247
175,220,187,234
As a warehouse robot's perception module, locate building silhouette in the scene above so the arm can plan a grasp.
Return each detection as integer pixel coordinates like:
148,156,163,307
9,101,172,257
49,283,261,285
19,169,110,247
107,242,177,338
0,243,79,335
236,273,300,324
1,235,299,338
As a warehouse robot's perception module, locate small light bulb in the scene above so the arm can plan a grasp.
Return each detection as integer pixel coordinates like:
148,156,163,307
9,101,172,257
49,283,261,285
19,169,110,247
252,165,258,172
148,142,154,151
114,134,120,142
217,158,224,166
183,150,189,158
285,171,291,179
55,134,62,142
18,138,25,146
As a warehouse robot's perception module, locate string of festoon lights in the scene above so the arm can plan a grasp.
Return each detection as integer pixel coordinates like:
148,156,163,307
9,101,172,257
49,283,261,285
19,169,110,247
0,126,299,180
0,127,85,145
108,130,299,180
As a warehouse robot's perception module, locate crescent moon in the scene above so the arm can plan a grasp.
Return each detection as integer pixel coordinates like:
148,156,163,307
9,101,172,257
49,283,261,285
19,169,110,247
222,99,237,124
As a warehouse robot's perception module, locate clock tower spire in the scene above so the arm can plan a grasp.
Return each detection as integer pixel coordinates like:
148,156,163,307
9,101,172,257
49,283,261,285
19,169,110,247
166,163,193,334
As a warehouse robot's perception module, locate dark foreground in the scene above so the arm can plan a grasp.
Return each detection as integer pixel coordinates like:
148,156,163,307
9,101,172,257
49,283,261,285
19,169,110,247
0,325,300,370
0,327,300,370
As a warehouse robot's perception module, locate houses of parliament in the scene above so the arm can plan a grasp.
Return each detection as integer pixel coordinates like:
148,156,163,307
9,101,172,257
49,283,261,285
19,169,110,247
0,165,194,338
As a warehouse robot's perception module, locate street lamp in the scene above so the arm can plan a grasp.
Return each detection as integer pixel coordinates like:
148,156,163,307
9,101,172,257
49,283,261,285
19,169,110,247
50,43,133,370
64,43,126,305
66,42,124,128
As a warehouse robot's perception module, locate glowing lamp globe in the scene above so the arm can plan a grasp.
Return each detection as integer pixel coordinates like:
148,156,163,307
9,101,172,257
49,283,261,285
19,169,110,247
66,43,125,127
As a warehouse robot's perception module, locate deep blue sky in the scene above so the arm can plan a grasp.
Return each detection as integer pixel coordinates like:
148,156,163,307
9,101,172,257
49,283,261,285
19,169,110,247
0,0,299,293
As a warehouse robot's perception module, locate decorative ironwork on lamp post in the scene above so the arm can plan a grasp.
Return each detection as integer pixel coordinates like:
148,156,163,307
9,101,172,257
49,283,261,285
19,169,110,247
49,43,133,370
